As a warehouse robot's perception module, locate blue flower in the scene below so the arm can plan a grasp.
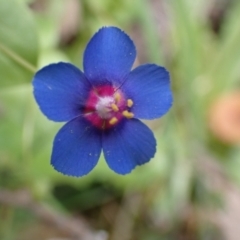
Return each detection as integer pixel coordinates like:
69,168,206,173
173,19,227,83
33,26,172,177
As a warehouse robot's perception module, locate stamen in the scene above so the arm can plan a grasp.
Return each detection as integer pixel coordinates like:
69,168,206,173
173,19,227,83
127,99,133,108
122,110,134,119
114,92,121,103
102,120,106,129
111,103,119,112
109,117,118,125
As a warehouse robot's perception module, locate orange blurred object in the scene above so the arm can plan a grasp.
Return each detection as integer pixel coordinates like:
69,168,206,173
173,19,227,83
209,91,240,144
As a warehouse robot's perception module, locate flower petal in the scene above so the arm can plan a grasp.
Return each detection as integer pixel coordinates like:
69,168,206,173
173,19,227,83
33,62,91,122
51,117,101,177
102,119,156,174
121,64,173,119
83,27,136,86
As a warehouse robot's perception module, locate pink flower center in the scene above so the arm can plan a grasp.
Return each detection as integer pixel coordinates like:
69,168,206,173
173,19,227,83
84,85,134,129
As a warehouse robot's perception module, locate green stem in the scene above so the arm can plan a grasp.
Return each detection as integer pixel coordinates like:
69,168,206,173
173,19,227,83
0,43,37,73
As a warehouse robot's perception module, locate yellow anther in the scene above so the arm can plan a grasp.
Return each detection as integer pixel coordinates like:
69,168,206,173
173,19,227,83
114,92,121,103
122,110,134,119
127,99,133,108
111,103,119,112
109,117,118,125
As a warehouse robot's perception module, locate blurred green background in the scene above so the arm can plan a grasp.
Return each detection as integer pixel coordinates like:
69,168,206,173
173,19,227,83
1,0,240,239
